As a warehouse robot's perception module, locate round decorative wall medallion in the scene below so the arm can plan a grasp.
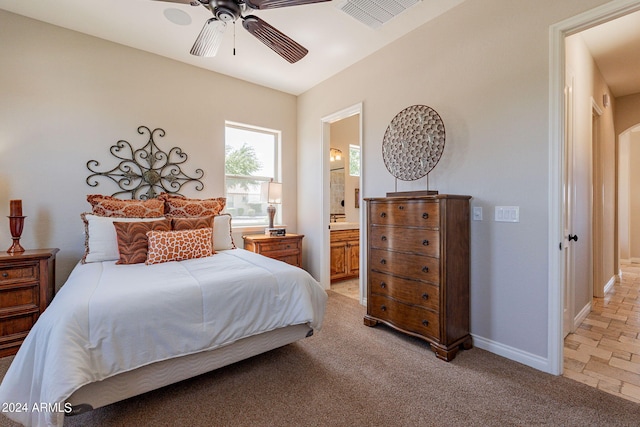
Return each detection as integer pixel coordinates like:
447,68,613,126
382,105,446,181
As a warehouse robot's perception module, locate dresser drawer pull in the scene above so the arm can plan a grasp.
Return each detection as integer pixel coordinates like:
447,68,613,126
381,305,387,312
380,212,387,218
422,266,429,273
1,272,8,278
422,239,429,246
380,259,387,265
422,320,429,327
286,245,291,249
380,282,386,289
422,213,429,219
398,205,405,210
381,235,387,241
422,293,429,300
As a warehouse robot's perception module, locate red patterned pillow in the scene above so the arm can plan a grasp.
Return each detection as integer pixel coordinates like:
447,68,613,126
159,193,226,218
87,194,164,218
146,228,213,265
113,219,172,264
171,216,214,231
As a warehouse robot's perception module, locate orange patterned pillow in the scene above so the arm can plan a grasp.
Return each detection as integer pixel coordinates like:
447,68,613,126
146,228,213,265
171,216,214,231
87,194,164,218
113,219,172,264
159,193,226,218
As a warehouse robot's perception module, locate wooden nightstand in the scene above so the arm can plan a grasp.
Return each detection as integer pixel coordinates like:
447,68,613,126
242,234,304,268
0,248,59,357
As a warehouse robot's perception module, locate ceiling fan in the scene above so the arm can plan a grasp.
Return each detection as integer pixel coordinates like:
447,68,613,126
156,0,330,63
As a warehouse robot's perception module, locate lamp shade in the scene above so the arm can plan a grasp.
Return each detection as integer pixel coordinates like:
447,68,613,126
261,181,282,204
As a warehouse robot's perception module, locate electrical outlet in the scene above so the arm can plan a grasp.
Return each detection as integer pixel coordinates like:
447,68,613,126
472,206,483,221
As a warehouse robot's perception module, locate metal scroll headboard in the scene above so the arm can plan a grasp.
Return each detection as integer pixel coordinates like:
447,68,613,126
86,126,205,199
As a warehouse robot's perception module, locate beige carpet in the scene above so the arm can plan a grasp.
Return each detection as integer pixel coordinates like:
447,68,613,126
3,291,640,426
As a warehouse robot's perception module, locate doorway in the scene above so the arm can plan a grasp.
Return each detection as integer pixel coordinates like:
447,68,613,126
550,0,640,375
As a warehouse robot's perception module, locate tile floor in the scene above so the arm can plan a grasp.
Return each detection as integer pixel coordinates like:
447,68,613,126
330,278,360,300
563,263,640,403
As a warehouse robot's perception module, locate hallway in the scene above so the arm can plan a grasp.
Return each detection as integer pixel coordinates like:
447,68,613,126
563,263,640,404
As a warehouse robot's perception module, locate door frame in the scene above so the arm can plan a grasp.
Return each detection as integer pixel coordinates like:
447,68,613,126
321,103,364,300
549,0,640,375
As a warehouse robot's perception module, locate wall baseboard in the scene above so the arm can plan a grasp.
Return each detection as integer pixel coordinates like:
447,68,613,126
604,275,616,294
472,334,550,373
574,301,592,330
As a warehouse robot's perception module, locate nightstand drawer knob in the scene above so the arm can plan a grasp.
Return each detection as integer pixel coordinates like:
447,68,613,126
381,235,387,241
422,266,429,273
422,293,429,300
380,281,386,289
422,213,429,219
380,259,387,265
422,240,429,246
422,320,429,327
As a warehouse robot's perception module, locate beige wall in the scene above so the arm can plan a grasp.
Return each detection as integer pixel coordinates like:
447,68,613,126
297,0,610,367
0,10,298,288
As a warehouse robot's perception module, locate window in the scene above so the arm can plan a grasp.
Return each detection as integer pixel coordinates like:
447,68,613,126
224,122,280,227
349,144,360,177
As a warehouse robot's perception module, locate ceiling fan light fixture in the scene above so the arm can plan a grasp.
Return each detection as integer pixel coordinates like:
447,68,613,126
190,18,227,56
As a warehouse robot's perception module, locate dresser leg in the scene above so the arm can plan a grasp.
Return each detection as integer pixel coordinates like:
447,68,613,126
363,316,378,327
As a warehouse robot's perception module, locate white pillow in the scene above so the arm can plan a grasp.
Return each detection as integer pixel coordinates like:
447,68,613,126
81,213,166,263
213,214,236,251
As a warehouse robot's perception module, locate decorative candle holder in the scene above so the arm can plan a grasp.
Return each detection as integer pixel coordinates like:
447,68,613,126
7,215,26,254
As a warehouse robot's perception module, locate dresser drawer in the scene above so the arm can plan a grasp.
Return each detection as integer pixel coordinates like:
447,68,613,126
368,294,439,339
369,271,439,312
369,226,440,257
369,200,439,228
370,248,439,284
0,263,38,285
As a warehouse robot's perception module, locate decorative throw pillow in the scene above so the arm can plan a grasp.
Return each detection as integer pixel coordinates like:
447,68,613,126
146,228,213,265
81,213,167,264
113,219,172,265
87,194,164,218
213,214,236,250
171,216,214,231
159,193,226,218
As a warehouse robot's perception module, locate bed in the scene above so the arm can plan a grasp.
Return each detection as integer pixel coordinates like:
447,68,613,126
0,201,327,427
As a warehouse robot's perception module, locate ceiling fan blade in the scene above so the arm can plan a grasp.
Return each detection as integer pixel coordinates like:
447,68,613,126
242,15,308,63
153,0,202,5
245,0,330,10
190,18,227,57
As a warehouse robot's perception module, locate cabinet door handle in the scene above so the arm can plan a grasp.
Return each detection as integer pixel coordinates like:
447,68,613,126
380,259,387,265
380,212,387,218
422,293,429,300
422,266,429,273
381,235,387,241
422,320,429,327
422,213,429,219
398,205,405,210
380,281,386,289
422,239,429,246
381,305,387,312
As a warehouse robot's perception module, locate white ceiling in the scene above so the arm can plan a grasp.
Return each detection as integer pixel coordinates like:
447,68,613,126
580,9,640,98
0,0,465,95
2,1,639,97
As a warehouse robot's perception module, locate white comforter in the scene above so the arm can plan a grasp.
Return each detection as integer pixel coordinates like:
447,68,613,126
0,249,327,427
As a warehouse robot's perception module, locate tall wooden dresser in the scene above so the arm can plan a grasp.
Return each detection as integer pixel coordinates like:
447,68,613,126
0,248,59,357
364,195,471,361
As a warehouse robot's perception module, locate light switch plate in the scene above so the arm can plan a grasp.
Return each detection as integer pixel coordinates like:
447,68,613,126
495,206,519,222
472,206,482,221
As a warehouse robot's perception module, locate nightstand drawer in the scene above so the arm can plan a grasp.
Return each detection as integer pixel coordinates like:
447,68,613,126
0,263,38,285
259,240,301,253
0,285,39,310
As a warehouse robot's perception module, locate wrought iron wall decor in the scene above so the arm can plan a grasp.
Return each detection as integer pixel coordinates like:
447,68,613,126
86,126,204,199
382,105,445,190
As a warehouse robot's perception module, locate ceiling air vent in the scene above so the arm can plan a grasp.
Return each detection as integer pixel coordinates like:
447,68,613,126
337,0,421,29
